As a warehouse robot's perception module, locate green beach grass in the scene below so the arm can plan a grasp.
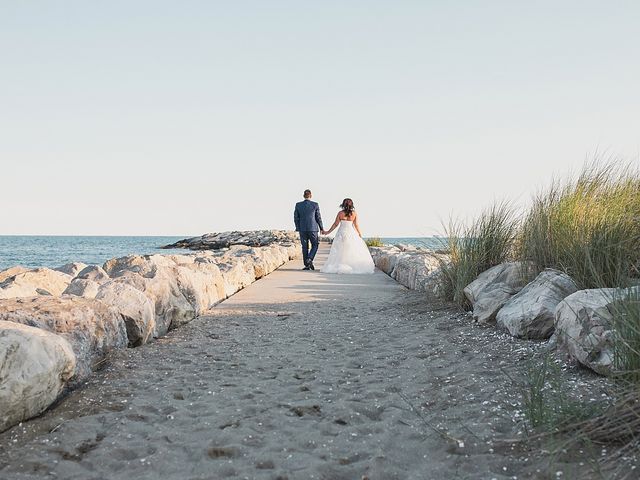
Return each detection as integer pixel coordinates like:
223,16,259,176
436,159,640,466
437,201,520,310
519,161,640,289
364,237,384,247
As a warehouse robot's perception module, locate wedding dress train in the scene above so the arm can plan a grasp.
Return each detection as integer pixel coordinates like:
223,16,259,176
321,221,375,274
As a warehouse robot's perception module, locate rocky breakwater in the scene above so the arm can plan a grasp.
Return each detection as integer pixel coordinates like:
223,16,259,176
162,229,300,250
369,244,449,295
0,231,300,432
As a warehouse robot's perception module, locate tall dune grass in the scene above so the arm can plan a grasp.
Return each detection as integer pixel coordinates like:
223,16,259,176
612,288,640,384
518,161,640,288
438,202,520,310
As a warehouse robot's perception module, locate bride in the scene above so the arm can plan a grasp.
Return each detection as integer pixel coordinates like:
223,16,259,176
321,198,375,274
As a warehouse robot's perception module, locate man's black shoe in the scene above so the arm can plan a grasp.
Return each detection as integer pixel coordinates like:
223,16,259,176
302,266,310,270
308,261,315,270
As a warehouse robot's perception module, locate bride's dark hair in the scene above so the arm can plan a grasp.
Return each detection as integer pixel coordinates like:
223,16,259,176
341,198,355,217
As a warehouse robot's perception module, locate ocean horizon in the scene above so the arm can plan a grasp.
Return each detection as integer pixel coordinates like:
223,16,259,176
0,235,442,270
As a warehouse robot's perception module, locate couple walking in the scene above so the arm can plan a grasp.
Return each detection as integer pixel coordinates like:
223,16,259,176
293,189,375,274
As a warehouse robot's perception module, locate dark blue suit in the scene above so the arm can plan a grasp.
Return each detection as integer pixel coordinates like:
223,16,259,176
294,199,324,266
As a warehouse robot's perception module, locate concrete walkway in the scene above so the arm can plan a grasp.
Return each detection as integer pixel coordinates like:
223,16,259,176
0,245,565,479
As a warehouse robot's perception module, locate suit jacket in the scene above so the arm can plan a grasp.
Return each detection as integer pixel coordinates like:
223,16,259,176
294,199,323,232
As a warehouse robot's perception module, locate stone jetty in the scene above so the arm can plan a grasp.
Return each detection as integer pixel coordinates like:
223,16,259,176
0,230,300,432
162,230,300,250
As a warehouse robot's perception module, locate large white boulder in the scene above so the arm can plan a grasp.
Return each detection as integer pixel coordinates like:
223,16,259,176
464,262,532,323
497,269,578,339
109,270,194,338
391,252,445,293
471,283,520,324
554,288,619,375
176,262,226,315
369,246,447,294
96,281,156,346
369,247,401,275
0,296,127,383
103,254,226,335
103,255,194,336
0,268,73,299
0,321,76,432
217,257,256,298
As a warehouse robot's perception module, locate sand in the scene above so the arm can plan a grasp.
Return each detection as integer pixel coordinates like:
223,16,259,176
0,246,612,479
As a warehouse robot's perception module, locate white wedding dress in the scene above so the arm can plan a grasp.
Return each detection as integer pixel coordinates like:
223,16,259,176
321,220,375,274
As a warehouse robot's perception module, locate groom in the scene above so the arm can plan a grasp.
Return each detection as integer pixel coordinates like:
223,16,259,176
294,189,324,270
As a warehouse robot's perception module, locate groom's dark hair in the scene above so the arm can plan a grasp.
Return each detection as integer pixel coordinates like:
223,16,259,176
303,189,312,198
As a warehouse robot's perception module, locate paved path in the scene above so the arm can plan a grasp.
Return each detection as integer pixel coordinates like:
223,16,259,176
0,246,562,479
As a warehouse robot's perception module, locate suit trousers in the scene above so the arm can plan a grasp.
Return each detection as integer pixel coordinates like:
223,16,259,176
299,231,319,265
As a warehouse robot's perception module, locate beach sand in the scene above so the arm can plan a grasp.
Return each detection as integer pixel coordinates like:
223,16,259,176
0,246,604,479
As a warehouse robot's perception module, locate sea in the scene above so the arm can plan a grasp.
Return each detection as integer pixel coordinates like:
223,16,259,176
0,236,442,270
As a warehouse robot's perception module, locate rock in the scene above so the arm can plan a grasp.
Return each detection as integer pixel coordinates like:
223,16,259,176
0,268,73,299
75,265,110,282
99,243,296,337
63,265,110,299
0,321,76,433
370,247,401,275
109,270,194,338
391,251,445,293
463,262,533,323
0,266,29,283
63,279,101,299
497,269,578,338
171,263,226,324
0,296,127,383
464,262,531,306
104,254,225,335
370,246,448,294
103,254,175,279
162,230,300,251
554,288,619,375
54,262,88,277
245,245,289,279
216,256,257,298
472,283,520,324
96,282,155,347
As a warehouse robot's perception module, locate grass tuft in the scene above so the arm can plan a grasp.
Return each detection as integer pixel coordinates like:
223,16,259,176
437,201,520,310
365,237,385,247
522,353,605,431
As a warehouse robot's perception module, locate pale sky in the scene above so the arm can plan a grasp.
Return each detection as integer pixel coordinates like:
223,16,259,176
1,1,638,237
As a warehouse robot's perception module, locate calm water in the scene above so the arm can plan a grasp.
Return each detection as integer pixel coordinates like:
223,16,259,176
378,237,444,249
0,236,186,270
0,236,441,271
